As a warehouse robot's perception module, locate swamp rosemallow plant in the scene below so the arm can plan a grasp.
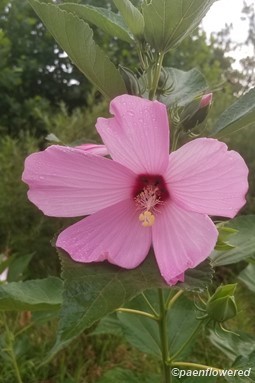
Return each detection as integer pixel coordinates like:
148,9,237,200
22,95,248,285
3,0,254,381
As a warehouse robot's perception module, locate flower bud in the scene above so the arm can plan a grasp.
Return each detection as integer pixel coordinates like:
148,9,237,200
180,93,213,131
200,93,213,108
206,284,237,323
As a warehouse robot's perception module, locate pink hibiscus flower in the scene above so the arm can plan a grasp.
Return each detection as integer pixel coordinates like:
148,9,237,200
22,95,248,285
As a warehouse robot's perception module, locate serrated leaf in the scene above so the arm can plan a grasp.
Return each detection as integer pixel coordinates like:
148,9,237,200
0,277,63,311
116,292,201,359
46,251,212,360
209,88,255,138
29,0,126,98
59,3,133,43
159,67,208,108
142,0,217,52
211,216,255,267
178,259,214,292
113,0,144,37
238,263,255,293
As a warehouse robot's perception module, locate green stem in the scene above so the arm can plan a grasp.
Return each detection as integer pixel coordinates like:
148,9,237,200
116,308,158,321
2,313,23,383
165,290,183,311
171,361,224,372
149,52,165,100
158,289,171,383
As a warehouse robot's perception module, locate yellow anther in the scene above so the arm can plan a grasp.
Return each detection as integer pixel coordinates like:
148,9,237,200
139,210,155,227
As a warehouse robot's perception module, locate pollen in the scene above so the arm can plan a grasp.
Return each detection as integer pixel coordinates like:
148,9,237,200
139,210,155,227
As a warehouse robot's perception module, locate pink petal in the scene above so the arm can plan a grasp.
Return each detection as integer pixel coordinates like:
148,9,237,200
165,138,248,218
96,95,170,174
22,145,135,217
75,143,108,156
56,200,152,268
152,201,218,285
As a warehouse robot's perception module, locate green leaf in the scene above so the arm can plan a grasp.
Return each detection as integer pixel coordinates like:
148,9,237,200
51,251,168,357
142,0,217,52
238,263,255,293
209,330,255,361
28,0,126,98
215,225,237,251
113,0,144,37
159,67,208,108
226,351,255,382
211,216,255,267
97,368,160,383
209,88,255,138
0,277,63,311
167,294,201,358
59,3,133,43
47,251,212,360
91,313,123,337
7,253,34,282
117,292,201,359
178,259,213,292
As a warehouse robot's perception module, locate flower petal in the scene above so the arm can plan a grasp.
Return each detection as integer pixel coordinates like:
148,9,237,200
56,200,152,268
96,95,170,174
22,145,135,217
152,201,218,285
75,143,108,156
166,138,248,218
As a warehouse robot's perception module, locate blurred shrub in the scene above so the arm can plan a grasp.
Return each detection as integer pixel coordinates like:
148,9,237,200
225,125,255,215
0,95,107,279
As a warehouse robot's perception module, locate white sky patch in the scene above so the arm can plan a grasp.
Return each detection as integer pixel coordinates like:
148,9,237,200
202,0,255,67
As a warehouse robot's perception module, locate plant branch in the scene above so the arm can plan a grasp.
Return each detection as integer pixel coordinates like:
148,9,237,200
116,307,158,321
165,289,184,311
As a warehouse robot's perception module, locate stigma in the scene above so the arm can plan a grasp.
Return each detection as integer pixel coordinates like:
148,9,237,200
133,174,169,227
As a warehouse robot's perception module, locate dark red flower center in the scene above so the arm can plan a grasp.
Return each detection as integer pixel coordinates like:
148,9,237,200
132,175,170,227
